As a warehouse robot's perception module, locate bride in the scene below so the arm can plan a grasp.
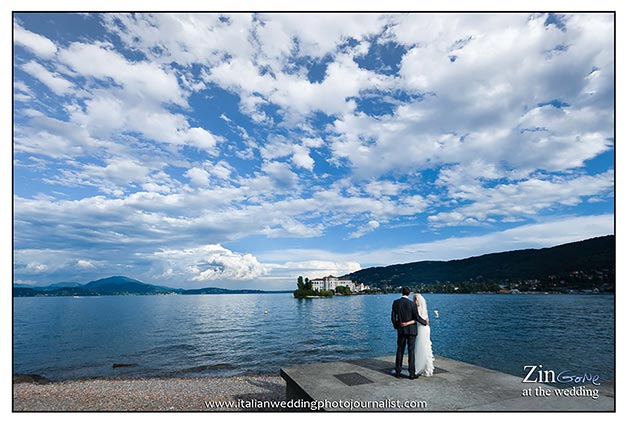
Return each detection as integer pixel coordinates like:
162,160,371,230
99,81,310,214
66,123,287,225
413,293,434,376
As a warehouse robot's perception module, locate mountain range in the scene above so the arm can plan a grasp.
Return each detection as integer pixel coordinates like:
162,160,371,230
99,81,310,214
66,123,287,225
12,276,286,297
343,235,614,292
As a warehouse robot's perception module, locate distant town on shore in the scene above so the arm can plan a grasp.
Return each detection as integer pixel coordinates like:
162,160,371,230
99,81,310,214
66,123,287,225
294,235,614,298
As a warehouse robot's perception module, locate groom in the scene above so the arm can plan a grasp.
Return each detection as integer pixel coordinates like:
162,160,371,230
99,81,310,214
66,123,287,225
391,287,427,379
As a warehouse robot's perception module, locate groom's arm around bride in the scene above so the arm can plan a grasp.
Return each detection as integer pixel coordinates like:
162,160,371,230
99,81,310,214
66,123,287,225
402,300,428,328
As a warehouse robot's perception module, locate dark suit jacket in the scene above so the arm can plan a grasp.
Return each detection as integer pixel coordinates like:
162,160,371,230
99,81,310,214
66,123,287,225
391,296,427,336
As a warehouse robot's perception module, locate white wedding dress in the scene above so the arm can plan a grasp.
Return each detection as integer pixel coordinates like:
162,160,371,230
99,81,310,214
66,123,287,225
415,294,434,376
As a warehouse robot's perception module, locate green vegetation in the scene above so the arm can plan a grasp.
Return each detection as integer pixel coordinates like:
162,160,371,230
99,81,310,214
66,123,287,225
335,285,352,295
343,235,615,294
293,275,334,298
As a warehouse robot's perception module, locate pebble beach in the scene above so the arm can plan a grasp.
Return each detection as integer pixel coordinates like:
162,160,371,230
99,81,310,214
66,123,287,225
13,374,286,411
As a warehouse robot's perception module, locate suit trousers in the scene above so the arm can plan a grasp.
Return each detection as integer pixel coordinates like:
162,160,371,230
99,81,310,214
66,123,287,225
395,332,416,376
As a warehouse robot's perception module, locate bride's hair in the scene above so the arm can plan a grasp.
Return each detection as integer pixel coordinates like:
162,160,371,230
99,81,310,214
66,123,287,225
414,294,424,316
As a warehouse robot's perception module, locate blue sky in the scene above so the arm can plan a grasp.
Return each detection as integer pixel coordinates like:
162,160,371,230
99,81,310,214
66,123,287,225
13,13,614,289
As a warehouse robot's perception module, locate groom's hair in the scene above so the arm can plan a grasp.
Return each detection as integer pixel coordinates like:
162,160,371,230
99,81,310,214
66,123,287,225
402,287,411,296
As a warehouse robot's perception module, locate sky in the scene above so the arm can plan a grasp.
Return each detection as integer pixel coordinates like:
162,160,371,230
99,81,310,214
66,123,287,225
12,12,615,290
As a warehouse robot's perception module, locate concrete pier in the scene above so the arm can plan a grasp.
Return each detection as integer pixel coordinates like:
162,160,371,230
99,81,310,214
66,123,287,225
280,355,614,411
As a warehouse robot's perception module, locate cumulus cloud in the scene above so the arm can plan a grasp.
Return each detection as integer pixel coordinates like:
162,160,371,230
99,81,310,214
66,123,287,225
186,127,221,153
208,160,234,180
82,159,150,185
59,41,187,106
291,144,315,171
14,22,58,58
261,161,299,189
153,245,268,282
184,167,210,186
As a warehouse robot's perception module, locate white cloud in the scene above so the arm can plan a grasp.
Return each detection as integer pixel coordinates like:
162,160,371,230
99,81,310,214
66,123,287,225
76,259,96,269
257,13,387,59
184,167,210,186
14,116,103,159
194,21,393,123
59,41,187,106
208,56,275,96
74,94,126,137
102,13,255,67
79,159,150,188
14,22,58,58
311,188,426,223
429,170,614,227
186,127,220,153
141,182,173,194
153,244,268,282
260,218,323,239
267,53,391,122
22,61,73,95
302,137,324,148
50,43,223,152
208,160,234,180
260,135,294,161
291,144,315,171
364,180,406,197
261,161,299,189
25,262,48,272
62,83,222,155
348,219,380,239
51,41,223,152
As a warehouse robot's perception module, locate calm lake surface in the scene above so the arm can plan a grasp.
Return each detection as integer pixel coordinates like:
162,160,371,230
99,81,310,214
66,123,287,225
13,293,615,382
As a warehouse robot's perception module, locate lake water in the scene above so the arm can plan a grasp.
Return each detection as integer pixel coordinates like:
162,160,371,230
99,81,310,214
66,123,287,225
13,293,615,383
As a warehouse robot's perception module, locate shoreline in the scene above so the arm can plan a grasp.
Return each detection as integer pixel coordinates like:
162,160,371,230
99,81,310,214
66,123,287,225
14,291,615,298
13,372,286,411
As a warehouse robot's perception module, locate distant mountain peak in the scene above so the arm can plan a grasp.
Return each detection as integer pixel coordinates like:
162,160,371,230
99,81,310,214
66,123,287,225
85,276,144,287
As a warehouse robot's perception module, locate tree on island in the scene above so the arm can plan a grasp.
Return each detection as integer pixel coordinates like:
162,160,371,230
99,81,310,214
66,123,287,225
297,276,305,291
335,285,352,295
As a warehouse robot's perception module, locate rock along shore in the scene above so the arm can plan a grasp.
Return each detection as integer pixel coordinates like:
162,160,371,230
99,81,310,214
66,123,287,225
13,373,286,411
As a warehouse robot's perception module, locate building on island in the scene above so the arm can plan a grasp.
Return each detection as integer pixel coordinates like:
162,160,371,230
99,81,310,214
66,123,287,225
310,275,369,292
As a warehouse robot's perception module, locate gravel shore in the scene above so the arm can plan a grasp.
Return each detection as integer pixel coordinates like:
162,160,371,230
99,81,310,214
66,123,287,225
13,374,286,411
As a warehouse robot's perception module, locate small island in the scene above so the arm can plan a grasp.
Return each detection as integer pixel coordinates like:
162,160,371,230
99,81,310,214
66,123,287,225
292,275,371,298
